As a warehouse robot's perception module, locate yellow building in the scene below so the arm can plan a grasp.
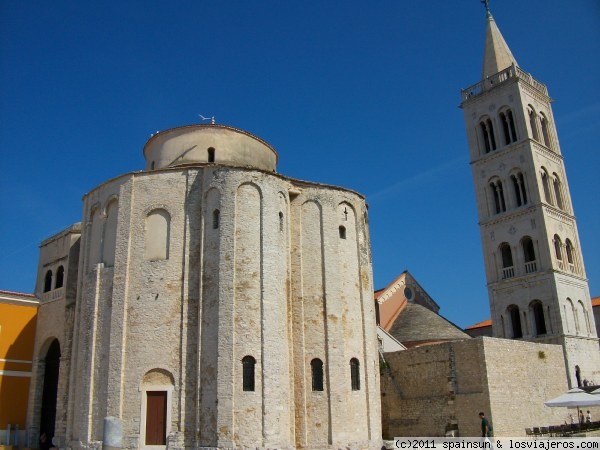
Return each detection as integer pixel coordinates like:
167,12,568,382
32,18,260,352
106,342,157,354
0,290,38,447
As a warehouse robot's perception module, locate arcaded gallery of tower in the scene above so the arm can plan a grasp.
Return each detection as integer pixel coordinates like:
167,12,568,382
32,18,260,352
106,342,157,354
28,125,382,450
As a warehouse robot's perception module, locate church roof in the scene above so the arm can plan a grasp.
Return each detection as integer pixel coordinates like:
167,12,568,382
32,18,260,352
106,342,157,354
592,297,600,307
465,318,492,330
388,302,470,347
482,11,518,79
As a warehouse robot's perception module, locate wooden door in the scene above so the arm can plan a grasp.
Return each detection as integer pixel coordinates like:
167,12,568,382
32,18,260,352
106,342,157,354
145,391,167,445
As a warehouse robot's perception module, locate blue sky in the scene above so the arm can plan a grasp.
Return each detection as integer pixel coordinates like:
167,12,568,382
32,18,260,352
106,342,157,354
1,1,599,328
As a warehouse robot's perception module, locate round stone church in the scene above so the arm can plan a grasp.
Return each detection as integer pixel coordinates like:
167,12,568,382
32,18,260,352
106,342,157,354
28,124,382,450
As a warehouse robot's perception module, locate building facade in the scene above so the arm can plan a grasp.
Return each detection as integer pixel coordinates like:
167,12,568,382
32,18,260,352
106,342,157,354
460,8,600,387
27,124,382,450
0,290,38,447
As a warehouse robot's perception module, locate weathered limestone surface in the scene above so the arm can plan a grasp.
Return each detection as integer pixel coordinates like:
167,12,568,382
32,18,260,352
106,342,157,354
28,125,382,450
381,337,570,438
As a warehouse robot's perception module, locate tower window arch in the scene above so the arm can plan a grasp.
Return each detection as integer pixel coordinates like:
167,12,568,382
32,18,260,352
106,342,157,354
499,108,517,145
311,358,324,391
350,358,360,391
489,179,506,214
511,172,528,207
565,239,576,272
507,305,523,338
500,242,514,279
540,168,553,205
552,174,564,210
539,113,551,148
522,236,537,274
479,117,497,154
55,265,64,289
553,234,563,270
577,300,590,335
43,270,53,293
528,106,539,141
530,300,546,336
242,355,256,392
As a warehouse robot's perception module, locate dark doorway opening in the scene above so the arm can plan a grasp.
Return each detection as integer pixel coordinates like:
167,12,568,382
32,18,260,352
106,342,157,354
40,339,61,442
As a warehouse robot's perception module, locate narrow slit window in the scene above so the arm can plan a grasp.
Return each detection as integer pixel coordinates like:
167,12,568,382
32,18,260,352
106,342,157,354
339,225,346,239
207,147,215,163
242,355,256,391
213,209,220,229
279,211,284,232
311,358,324,391
350,358,360,391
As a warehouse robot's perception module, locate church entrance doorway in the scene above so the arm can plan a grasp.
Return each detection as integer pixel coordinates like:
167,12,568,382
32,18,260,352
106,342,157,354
40,339,60,442
145,391,167,445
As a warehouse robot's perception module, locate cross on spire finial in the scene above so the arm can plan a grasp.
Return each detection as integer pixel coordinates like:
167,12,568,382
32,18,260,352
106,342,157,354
481,0,491,15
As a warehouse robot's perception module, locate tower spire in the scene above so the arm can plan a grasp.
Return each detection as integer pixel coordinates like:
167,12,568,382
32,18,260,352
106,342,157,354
481,4,518,79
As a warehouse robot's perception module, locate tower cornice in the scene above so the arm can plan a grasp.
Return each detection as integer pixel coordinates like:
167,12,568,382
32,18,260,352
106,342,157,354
461,64,548,105
479,204,537,228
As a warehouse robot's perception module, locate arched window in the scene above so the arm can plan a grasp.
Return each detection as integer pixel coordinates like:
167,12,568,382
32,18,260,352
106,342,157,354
577,301,590,335
145,209,170,261
541,168,553,205
242,355,255,392
43,270,53,293
103,199,118,267
522,237,537,274
479,117,497,154
212,209,220,229
500,243,514,279
489,179,506,214
499,108,517,145
207,147,215,163
552,174,564,210
311,358,324,391
540,113,551,148
511,172,527,207
508,305,523,338
528,106,539,141
350,358,360,391
339,225,346,239
55,265,64,289
565,239,575,272
554,235,563,270
531,301,546,336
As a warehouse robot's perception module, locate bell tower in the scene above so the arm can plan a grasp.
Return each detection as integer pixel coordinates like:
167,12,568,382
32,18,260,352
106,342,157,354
460,5,600,388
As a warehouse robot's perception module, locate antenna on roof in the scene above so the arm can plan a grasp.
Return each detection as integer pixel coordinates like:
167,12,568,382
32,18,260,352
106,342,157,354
199,114,215,124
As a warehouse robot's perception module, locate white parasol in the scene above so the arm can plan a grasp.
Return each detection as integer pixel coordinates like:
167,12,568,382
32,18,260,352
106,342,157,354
544,388,600,422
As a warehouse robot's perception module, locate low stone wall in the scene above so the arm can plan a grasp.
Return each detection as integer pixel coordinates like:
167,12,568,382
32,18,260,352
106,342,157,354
381,337,572,437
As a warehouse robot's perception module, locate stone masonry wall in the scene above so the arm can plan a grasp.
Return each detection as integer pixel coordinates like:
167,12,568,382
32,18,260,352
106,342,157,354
66,162,380,450
381,337,572,438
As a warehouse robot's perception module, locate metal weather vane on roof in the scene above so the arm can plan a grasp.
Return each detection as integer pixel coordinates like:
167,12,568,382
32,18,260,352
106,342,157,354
199,114,215,124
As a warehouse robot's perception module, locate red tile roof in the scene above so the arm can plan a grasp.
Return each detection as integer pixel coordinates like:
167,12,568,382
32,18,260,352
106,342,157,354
592,297,600,307
465,319,492,330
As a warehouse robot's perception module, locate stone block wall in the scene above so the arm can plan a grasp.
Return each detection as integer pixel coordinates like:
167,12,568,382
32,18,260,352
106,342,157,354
60,158,380,450
381,337,572,438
